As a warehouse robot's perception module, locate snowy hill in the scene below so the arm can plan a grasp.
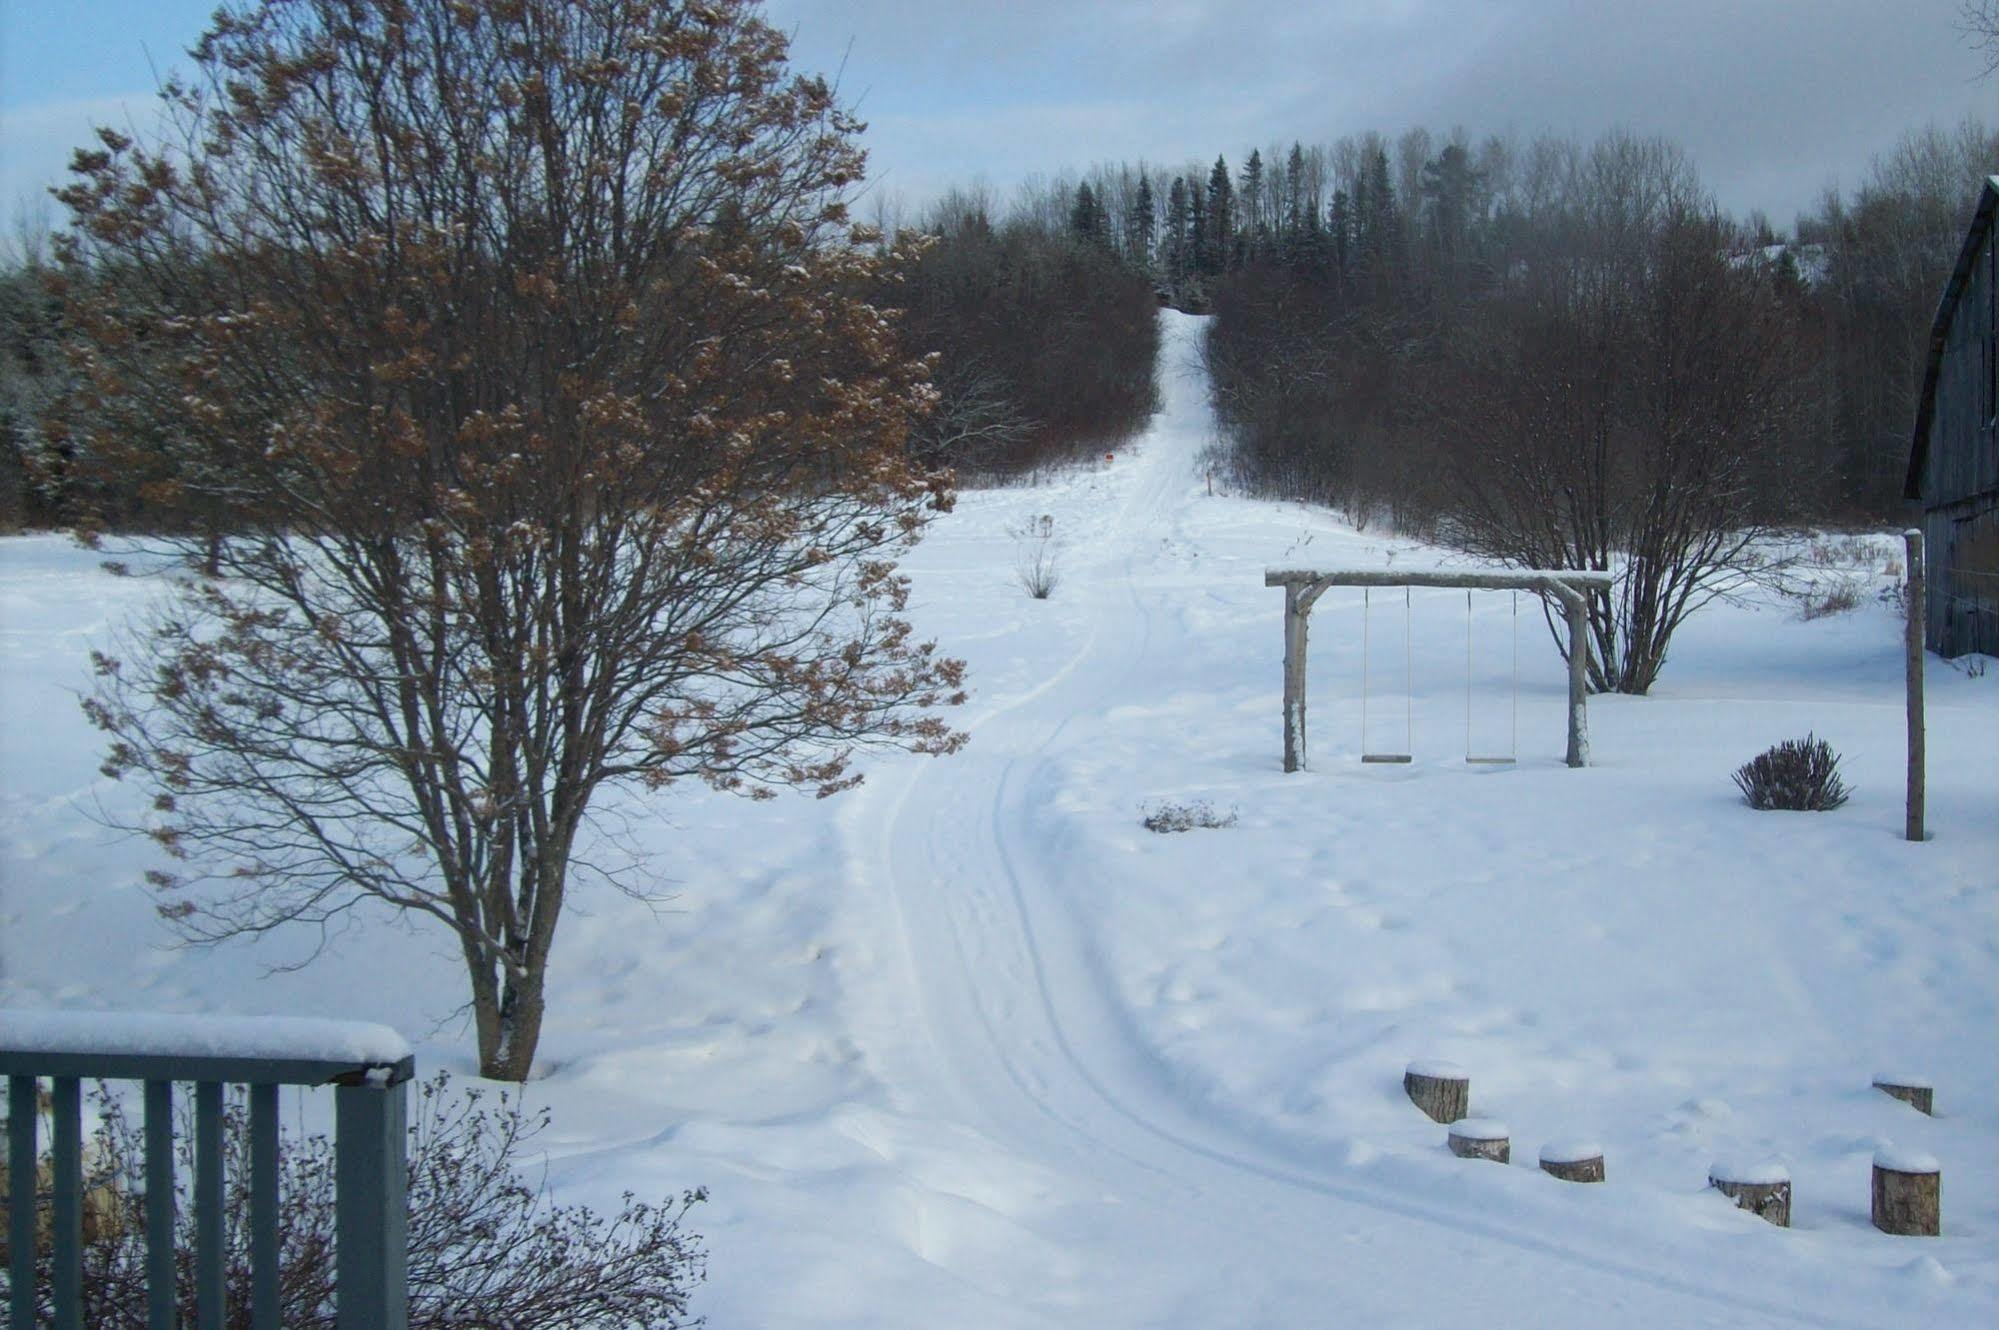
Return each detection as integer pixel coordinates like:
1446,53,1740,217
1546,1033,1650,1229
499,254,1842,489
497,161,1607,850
4,310,1996,1328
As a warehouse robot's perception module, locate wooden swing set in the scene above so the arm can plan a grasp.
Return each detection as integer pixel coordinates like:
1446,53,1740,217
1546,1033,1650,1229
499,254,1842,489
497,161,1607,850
1264,567,1615,772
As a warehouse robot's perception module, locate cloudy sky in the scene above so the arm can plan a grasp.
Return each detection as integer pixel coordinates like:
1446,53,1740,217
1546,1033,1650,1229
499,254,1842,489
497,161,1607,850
3,0,1992,231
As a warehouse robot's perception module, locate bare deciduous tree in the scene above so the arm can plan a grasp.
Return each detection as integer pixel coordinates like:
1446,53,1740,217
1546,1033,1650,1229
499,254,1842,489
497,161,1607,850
55,0,966,1080
1966,2,1999,76
1436,201,1814,693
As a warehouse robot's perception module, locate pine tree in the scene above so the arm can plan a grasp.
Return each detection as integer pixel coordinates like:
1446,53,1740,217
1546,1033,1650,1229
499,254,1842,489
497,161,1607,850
1070,181,1109,248
1420,143,1479,285
1129,173,1157,271
1328,189,1352,284
1284,142,1309,256
1205,155,1234,276
1240,149,1266,263
1188,176,1210,280
1165,175,1190,287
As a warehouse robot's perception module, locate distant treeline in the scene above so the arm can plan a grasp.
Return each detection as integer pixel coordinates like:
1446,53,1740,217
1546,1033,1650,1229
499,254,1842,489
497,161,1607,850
0,180,1164,529
1024,120,1996,525
882,194,1160,482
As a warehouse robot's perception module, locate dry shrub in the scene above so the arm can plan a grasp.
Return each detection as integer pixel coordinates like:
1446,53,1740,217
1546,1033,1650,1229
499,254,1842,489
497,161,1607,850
1733,734,1850,811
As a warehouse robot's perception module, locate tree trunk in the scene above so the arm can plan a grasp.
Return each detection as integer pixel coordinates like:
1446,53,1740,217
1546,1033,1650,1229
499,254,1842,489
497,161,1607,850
477,965,547,1082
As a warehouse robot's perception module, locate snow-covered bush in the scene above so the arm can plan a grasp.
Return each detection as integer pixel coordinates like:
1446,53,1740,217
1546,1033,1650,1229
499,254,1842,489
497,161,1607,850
1732,734,1850,811
1141,799,1238,833
1,1074,706,1328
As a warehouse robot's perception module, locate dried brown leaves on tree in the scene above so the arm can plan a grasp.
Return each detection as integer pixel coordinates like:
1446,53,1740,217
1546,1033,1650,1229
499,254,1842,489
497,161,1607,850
54,0,966,1079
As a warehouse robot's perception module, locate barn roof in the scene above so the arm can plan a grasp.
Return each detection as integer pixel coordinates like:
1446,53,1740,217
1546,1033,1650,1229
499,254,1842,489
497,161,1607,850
1905,175,1999,501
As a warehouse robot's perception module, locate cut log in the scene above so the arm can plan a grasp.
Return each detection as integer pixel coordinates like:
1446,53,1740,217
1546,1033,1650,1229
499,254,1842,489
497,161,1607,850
1447,1118,1509,1164
1403,1059,1469,1124
1709,1159,1791,1227
1871,1149,1940,1237
1871,1075,1934,1116
1538,1141,1604,1183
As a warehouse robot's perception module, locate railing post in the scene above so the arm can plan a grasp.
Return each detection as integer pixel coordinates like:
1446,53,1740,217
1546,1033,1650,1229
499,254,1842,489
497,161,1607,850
144,1080,176,1330
195,1081,225,1330
335,1078,409,1330
8,1075,39,1330
50,1077,83,1330
250,1083,280,1330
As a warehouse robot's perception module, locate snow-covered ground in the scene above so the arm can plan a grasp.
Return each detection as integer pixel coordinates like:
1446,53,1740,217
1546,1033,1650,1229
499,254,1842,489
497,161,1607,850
4,310,1996,1327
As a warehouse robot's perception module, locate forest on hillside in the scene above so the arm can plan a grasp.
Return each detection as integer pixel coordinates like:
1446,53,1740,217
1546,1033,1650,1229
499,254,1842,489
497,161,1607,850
956,120,1995,527
2,117,1993,528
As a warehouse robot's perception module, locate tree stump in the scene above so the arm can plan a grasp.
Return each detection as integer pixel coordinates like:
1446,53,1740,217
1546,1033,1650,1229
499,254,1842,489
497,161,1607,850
1871,1075,1933,1116
1709,1159,1791,1227
1404,1059,1469,1124
1871,1149,1940,1236
1538,1141,1605,1183
1447,1118,1509,1164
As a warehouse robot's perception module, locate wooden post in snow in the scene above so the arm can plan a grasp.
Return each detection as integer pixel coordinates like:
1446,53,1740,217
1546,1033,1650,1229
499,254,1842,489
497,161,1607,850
1403,1060,1469,1123
1872,1074,1934,1116
1872,1149,1940,1236
1559,587,1591,769
1709,1160,1791,1227
1282,584,1307,772
1447,1119,1510,1163
1904,529,1925,843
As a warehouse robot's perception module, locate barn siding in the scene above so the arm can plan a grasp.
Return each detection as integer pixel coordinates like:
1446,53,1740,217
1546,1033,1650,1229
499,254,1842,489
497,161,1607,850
1916,188,1999,658
1926,494,1999,658
1926,227,1997,506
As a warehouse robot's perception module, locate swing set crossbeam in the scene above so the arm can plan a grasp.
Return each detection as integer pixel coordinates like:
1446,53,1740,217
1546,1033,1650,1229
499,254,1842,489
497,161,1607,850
1268,566,1612,774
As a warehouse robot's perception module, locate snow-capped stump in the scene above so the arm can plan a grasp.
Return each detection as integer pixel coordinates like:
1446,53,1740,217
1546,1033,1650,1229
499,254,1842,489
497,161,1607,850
1871,1148,1940,1236
1538,1141,1605,1183
1871,1074,1934,1116
1709,1159,1791,1227
1447,1118,1510,1163
1404,1059,1469,1124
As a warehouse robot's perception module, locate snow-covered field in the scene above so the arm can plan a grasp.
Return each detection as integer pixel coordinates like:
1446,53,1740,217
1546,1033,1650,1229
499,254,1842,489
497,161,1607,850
4,310,1996,1327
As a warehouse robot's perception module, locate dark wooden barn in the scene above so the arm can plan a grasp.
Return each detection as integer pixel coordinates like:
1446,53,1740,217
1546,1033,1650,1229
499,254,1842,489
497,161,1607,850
1907,175,1999,659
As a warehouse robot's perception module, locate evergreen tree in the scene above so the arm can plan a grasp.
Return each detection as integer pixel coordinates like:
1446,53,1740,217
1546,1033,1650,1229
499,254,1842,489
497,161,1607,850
1420,143,1479,285
1328,189,1352,284
1188,175,1210,280
1129,173,1157,271
1165,175,1190,286
1284,142,1309,257
1357,148,1402,299
1070,181,1109,248
1240,149,1266,262
1205,155,1234,276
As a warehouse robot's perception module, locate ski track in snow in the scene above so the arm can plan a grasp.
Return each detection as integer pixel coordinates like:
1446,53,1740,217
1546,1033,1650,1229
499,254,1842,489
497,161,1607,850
848,314,1891,1328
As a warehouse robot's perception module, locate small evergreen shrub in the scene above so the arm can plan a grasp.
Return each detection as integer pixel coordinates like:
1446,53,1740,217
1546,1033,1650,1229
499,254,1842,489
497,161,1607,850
1733,734,1850,811
1141,799,1238,833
